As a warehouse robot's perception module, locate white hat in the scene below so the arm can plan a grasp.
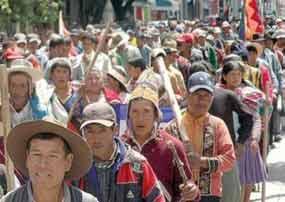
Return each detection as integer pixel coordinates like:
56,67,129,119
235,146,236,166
8,59,43,82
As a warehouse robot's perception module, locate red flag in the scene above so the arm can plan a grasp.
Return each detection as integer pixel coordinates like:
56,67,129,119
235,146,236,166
245,0,265,40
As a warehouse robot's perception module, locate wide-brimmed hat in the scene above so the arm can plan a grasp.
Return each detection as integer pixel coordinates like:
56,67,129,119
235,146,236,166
273,29,285,39
109,32,129,50
7,120,93,180
107,65,128,92
8,59,43,82
162,39,178,53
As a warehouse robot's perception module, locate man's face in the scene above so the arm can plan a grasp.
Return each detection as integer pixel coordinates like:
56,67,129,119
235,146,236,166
187,90,213,117
247,51,258,65
85,72,103,93
129,99,157,139
127,64,141,80
28,42,39,54
26,138,73,189
83,124,114,158
223,27,231,34
50,66,70,89
82,39,94,53
166,51,177,64
9,73,30,110
277,38,285,48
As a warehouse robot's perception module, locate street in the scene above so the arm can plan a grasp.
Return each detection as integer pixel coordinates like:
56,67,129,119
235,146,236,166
251,134,285,202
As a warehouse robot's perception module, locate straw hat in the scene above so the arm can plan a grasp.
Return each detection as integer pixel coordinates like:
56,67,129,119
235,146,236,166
109,32,129,50
128,83,162,120
107,65,129,92
7,120,92,180
8,59,43,82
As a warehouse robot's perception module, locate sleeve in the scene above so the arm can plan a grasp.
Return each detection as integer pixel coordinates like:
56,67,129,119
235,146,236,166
229,92,253,144
141,160,166,202
214,120,236,173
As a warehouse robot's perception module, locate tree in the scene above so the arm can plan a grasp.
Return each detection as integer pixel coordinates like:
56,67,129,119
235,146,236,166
0,0,62,32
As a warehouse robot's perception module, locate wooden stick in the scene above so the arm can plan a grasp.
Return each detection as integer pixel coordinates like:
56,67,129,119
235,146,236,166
67,21,111,124
0,66,15,191
261,82,270,202
155,57,193,152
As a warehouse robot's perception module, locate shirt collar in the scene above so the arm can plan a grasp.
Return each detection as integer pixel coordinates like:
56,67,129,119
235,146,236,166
129,125,159,152
27,181,70,202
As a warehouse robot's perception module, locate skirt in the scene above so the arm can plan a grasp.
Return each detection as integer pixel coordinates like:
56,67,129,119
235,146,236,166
238,140,268,185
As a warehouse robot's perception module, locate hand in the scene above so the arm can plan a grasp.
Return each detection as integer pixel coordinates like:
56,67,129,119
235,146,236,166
180,181,200,202
235,143,245,160
250,139,259,155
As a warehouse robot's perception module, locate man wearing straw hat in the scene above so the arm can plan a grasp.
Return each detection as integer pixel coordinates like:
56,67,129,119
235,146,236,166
0,119,98,202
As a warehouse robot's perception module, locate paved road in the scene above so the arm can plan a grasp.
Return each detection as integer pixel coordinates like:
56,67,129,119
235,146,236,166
251,135,285,202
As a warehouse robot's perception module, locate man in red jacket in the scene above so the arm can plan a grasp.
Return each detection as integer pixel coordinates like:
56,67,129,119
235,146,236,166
123,83,200,202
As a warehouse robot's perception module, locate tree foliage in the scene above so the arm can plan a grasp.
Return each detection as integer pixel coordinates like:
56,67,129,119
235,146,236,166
0,0,62,29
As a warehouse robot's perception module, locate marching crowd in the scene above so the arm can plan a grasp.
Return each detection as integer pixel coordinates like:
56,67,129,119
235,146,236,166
0,17,285,202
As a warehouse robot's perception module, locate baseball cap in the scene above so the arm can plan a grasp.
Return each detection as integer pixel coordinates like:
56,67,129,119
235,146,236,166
187,72,214,94
80,102,117,130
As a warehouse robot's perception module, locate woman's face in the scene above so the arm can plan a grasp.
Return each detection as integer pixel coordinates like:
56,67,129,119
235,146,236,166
223,69,242,90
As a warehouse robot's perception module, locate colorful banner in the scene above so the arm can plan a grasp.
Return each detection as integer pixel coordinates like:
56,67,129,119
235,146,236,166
244,0,265,40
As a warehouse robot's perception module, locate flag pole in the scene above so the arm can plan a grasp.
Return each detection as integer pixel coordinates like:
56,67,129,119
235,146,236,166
261,82,270,202
0,66,15,191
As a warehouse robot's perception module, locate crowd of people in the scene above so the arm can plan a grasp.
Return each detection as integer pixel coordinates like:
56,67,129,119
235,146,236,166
0,16,285,202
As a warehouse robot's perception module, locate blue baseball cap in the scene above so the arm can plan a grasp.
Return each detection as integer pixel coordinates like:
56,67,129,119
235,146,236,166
187,72,214,94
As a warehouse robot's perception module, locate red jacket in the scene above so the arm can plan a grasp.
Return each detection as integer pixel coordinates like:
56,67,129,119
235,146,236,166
123,130,198,202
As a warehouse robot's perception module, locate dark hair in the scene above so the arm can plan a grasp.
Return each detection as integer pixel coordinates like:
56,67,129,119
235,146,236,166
81,32,97,44
246,45,258,54
189,61,208,76
50,59,71,77
26,133,72,155
221,61,243,84
49,36,64,49
128,58,146,71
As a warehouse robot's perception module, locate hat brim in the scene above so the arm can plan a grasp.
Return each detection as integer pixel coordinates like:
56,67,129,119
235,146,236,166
107,71,128,92
8,67,43,82
7,120,92,180
80,120,114,130
276,35,285,39
189,85,214,94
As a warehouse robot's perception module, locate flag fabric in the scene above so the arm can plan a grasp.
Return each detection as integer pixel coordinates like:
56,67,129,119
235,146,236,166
58,10,77,56
59,10,70,36
112,104,175,136
244,0,265,40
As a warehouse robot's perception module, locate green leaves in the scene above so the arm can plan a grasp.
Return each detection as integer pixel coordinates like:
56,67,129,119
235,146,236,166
0,0,61,27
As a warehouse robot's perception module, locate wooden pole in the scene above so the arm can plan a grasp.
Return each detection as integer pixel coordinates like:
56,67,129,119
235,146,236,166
155,56,194,153
261,82,270,202
0,66,15,191
67,21,111,124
